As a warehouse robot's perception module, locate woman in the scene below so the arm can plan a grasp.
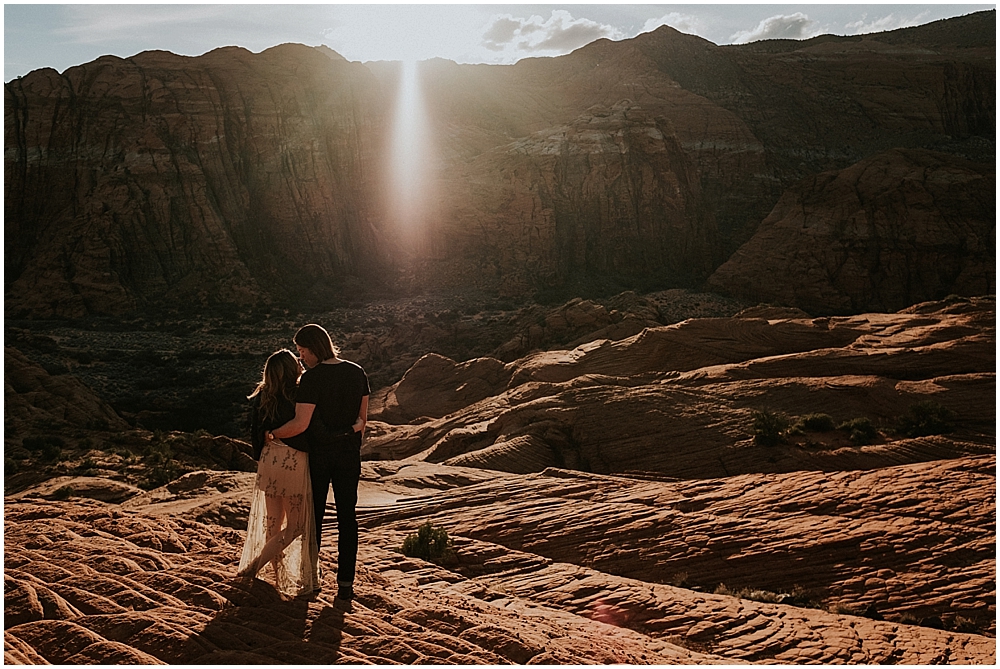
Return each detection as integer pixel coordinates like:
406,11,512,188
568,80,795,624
237,349,319,598
270,324,369,602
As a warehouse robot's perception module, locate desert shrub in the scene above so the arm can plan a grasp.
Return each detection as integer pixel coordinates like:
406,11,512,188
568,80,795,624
952,616,981,634
5,458,19,475
838,417,878,445
400,522,454,562
894,401,954,437
714,583,734,596
23,435,65,461
715,583,825,609
52,485,75,500
714,584,786,604
782,585,825,610
796,413,836,432
141,442,182,489
751,409,790,446
75,458,98,474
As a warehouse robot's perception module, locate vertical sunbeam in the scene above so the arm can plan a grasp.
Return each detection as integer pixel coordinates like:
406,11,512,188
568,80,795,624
388,59,433,251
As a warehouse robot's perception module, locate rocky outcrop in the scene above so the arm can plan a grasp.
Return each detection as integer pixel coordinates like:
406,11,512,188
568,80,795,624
4,346,128,433
5,12,994,317
364,297,995,476
434,100,742,297
708,149,996,314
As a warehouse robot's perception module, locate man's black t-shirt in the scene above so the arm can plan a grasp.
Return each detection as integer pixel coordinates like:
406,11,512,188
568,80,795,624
296,360,370,434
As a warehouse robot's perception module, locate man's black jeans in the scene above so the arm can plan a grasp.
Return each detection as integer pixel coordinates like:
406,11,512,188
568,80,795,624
309,432,362,586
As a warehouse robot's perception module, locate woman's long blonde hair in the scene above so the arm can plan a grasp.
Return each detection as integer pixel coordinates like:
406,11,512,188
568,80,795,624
248,349,302,421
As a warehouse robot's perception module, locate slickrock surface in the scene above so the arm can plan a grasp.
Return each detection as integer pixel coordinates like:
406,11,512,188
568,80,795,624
366,297,995,476
3,500,723,665
361,456,996,637
5,453,994,664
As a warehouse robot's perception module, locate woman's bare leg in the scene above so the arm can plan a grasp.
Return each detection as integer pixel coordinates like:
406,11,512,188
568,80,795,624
239,494,290,578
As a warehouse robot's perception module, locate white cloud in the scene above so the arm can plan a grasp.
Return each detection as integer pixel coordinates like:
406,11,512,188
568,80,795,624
641,12,701,36
730,13,822,44
844,11,932,35
481,10,624,57
482,16,522,51
56,5,230,45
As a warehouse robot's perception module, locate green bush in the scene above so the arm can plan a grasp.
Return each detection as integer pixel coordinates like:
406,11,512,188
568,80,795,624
952,616,981,634
838,417,878,445
76,458,98,474
23,435,65,461
895,401,954,437
796,413,836,432
751,409,790,446
52,485,75,500
141,442,182,489
400,522,454,562
5,457,19,475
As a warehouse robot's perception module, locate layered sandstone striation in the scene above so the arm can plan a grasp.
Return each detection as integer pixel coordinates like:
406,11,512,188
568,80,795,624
708,149,996,313
5,45,392,318
366,297,995,476
4,452,994,664
5,12,994,316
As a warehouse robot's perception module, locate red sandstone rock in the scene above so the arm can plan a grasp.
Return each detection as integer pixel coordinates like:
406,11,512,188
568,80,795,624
364,297,994,476
4,347,128,433
4,453,994,664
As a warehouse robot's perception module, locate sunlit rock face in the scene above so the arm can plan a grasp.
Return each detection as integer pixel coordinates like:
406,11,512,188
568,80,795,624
4,12,995,316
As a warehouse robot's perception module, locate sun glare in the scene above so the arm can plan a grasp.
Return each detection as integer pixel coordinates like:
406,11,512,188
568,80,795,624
388,59,434,250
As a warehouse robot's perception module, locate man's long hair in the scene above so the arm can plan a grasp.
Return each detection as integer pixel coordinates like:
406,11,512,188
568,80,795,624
248,349,302,421
294,323,340,362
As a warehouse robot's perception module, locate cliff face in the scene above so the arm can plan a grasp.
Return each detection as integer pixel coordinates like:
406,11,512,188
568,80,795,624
5,45,394,317
5,12,995,317
707,149,996,313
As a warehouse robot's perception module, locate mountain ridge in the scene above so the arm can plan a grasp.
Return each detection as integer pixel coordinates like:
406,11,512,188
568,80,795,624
5,11,994,317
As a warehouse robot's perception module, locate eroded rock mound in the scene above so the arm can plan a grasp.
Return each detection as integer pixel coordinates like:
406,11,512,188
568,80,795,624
5,346,128,434
364,297,995,476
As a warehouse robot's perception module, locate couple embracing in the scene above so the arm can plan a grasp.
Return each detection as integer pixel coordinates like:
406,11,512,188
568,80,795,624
237,323,370,602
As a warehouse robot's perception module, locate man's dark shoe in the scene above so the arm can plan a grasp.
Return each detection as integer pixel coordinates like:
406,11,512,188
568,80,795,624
336,584,354,602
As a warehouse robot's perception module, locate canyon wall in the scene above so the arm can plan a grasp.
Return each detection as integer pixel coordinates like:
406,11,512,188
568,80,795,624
5,12,994,317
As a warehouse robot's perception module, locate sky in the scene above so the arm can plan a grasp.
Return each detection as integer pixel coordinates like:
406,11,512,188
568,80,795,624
4,2,995,82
